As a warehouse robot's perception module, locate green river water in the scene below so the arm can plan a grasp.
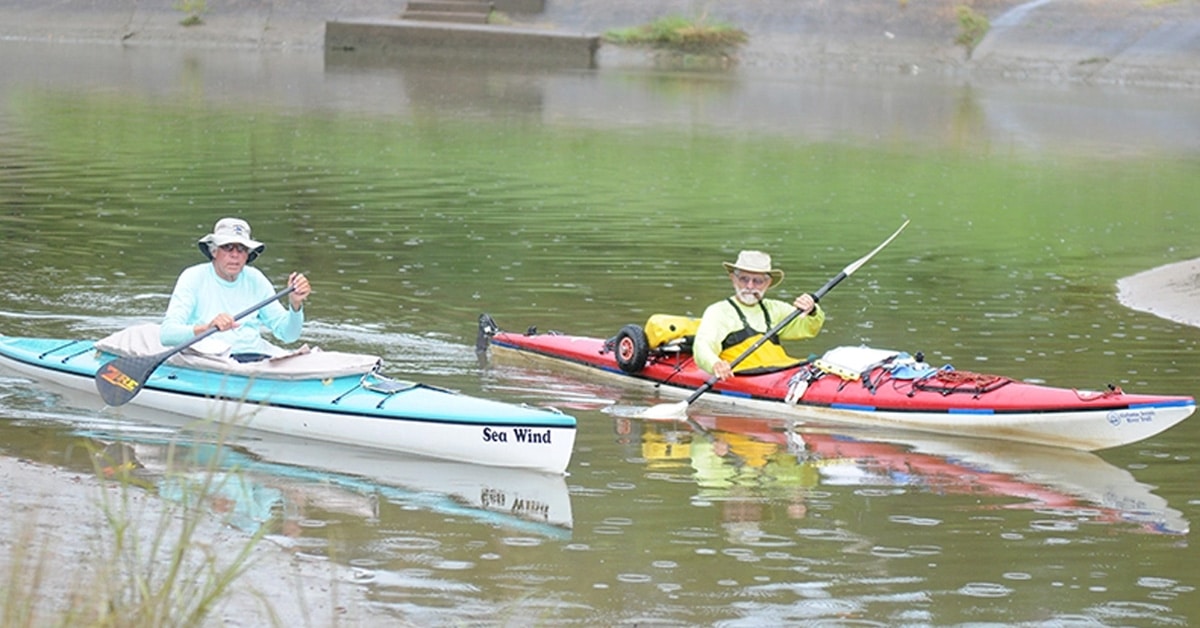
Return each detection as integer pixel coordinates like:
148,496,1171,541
2,41,1200,625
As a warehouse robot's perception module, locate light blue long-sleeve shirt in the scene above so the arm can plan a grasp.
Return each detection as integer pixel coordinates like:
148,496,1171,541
160,263,303,355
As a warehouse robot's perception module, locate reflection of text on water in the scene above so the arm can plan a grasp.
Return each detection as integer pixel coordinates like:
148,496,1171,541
481,487,551,521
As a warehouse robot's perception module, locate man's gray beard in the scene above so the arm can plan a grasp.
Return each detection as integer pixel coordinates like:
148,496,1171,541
735,289,763,305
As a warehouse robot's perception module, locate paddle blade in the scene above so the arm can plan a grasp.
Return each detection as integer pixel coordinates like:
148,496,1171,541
95,355,161,406
638,400,690,421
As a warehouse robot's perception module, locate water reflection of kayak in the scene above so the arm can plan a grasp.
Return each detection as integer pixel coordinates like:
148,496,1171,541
83,430,574,540
480,315,1194,451
0,373,569,538
656,414,1187,535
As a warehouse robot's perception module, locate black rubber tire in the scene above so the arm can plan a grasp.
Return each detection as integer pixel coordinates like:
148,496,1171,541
614,324,650,373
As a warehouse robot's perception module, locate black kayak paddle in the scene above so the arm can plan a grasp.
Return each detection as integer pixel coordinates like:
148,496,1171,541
640,220,910,420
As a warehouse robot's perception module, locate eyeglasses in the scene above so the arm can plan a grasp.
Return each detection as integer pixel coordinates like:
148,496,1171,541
219,243,250,254
733,272,770,287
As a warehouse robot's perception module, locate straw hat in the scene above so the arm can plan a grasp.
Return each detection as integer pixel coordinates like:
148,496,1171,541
722,250,784,285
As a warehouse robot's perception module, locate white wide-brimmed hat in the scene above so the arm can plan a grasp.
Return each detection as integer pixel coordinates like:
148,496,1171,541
198,217,265,262
722,250,784,286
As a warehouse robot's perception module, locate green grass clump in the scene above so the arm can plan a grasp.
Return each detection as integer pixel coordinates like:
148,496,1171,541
175,0,206,27
955,5,990,58
605,15,749,55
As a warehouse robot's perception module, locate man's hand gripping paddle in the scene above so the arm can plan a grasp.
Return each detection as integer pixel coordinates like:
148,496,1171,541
639,220,910,420
95,287,295,407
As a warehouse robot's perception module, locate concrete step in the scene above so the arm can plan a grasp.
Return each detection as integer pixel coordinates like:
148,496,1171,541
403,1,491,24
407,1,491,14
402,11,488,24
327,19,601,70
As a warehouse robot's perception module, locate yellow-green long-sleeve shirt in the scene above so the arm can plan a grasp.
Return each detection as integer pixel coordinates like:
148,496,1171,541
693,298,825,374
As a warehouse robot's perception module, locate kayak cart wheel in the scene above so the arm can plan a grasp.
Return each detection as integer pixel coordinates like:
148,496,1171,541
614,324,650,373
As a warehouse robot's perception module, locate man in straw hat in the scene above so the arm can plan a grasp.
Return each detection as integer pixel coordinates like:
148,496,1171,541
160,217,312,361
693,250,824,379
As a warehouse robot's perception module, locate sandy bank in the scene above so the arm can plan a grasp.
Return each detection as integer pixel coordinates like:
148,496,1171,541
1118,258,1200,329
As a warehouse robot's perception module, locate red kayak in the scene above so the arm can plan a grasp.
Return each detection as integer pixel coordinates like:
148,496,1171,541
478,314,1195,451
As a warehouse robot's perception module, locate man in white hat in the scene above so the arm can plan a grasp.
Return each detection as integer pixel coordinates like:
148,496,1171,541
693,250,824,379
160,217,312,360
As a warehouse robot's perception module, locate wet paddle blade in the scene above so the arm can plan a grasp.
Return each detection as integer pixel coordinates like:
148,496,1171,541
638,400,689,420
95,354,162,407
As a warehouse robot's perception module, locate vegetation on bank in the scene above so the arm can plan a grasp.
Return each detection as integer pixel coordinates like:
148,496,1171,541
175,0,206,27
955,4,990,58
604,14,749,56
603,6,993,65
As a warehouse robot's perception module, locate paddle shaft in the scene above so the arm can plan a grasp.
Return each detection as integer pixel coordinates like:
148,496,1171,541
683,220,910,406
174,285,296,353
95,286,295,406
